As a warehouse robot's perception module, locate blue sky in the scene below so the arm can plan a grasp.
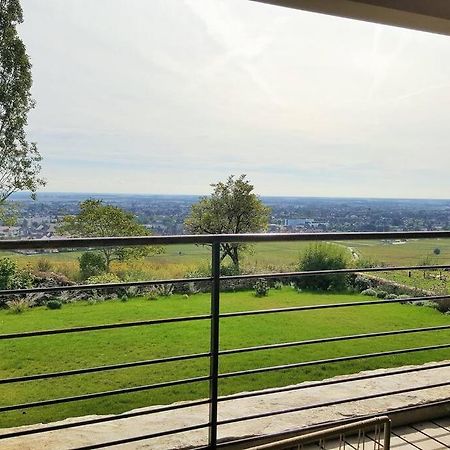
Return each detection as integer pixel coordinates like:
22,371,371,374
20,0,450,198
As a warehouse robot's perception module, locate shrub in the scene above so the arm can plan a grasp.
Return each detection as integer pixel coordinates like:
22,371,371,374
433,298,450,313
220,265,240,276
353,275,371,292
79,252,107,280
146,288,159,301
273,281,283,290
120,294,128,302
376,290,388,299
36,258,52,272
434,248,441,255
6,298,34,313
361,288,377,297
157,284,174,297
385,293,398,300
47,300,62,310
297,243,350,291
87,273,121,285
254,278,269,297
0,257,33,291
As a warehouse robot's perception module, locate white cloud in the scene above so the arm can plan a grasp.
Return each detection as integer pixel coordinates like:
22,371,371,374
20,0,450,198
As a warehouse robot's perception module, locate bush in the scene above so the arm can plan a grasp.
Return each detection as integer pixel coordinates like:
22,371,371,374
254,278,269,297
120,294,128,302
361,288,377,297
376,290,388,299
146,288,159,301
79,252,107,280
87,273,121,285
386,293,398,300
273,281,283,290
434,248,441,255
47,300,62,310
36,258,52,272
0,257,33,291
433,298,450,313
297,243,350,291
6,298,34,313
157,284,174,297
353,275,371,292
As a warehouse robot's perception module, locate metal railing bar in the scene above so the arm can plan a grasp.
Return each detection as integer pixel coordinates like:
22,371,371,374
215,398,450,449
221,264,450,281
219,325,450,356
0,399,211,440
217,380,450,426
0,276,212,297
218,343,450,379
0,265,447,298
69,422,211,450
0,314,211,341
0,375,210,413
1,265,447,298
217,361,450,403
0,352,210,385
220,294,450,318
245,416,391,450
1,230,450,250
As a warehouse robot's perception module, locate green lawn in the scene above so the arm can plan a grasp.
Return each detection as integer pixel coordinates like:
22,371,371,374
1,288,449,428
339,239,450,266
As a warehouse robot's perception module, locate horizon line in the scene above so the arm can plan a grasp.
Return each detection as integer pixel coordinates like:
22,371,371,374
9,191,450,202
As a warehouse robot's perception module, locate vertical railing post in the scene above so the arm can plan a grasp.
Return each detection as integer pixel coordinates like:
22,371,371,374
208,240,221,448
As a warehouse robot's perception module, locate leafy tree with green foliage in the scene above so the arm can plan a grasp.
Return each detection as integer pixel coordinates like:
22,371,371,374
58,199,162,271
297,243,350,291
185,174,270,270
79,251,107,280
0,0,44,203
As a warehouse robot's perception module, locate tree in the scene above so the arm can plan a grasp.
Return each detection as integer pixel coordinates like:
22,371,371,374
185,174,270,270
57,199,162,271
0,0,44,203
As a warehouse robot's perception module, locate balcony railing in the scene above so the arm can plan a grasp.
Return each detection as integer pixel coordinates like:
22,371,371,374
0,231,449,449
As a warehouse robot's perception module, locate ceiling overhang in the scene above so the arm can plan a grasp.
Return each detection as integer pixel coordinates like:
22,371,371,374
253,0,450,36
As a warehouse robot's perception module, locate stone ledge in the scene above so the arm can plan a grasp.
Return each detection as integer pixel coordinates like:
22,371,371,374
1,361,449,449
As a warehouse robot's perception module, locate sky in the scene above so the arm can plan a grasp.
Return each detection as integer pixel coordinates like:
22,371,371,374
19,0,450,198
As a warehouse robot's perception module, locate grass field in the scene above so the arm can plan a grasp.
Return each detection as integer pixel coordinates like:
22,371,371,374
339,239,450,266
0,241,315,281
1,287,449,428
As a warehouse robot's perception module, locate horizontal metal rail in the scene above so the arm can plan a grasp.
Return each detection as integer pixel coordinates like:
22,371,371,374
245,416,391,450
218,343,450,379
0,276,212,296
217,361,450,403
220,293,450,318
222,264,450,281
71,422,211,450
0,399,211,440
219,325,450,356
0,314,211,340
0,375,211,413
0,263,447,298
1,230,450,250
0,351,210,385
215,398,450,449
217,380,450,426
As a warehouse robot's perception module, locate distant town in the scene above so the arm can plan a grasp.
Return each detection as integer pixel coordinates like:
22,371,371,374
1,193,450,240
